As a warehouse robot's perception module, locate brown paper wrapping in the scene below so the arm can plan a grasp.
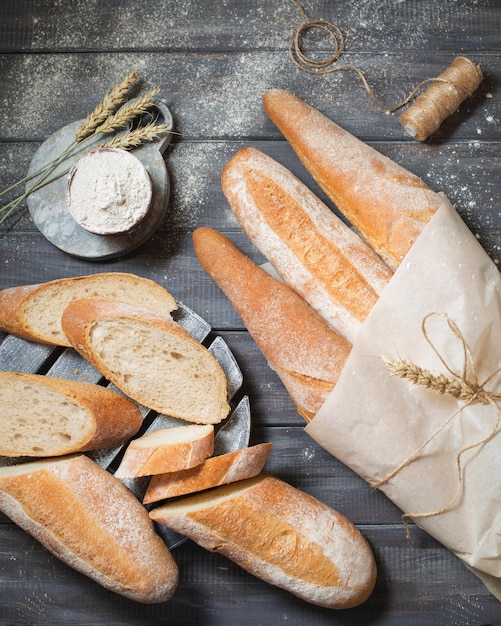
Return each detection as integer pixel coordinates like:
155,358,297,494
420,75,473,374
306,196,501,600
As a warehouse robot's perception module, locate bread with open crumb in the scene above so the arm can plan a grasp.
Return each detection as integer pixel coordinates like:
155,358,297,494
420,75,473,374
0,272,177,346
0,371,142,458
115,424,215,478
61,298,230,424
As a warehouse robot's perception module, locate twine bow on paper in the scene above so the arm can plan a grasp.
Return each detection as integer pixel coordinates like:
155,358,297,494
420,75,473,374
374,312,501,537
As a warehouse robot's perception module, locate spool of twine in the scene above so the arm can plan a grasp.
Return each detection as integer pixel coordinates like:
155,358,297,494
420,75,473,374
288,1,484,141
399,56,484,141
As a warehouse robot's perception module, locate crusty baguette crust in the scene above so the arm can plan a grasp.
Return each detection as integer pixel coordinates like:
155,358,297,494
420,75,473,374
0,454,178,602
192,228,351,418
272,366,336,423
143,442,272,503
0,272,177,346
150,473,376,609
61,298,230,424
0,372,142,457
115,426,215,478
222,146,393,342
0,284,38,341
263,89,442,270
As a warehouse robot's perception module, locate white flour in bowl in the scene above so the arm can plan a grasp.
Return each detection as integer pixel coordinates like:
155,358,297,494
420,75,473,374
67,148,152,235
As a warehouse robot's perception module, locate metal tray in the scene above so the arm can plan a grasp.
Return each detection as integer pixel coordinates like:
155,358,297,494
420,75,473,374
0,301,251,549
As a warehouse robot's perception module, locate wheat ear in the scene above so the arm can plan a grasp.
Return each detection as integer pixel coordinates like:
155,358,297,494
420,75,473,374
94,88,160,135
382,357,480,402
74,71,139,142
99,122,170,150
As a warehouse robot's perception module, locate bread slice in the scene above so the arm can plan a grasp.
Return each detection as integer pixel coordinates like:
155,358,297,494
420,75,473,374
0,372,142,458
0,272,177,346
222,146,393,343
143,442,272,503
115,425,215,478
150,473,376,609
193,227,351,421
61,298,230,424
0,454,179,602
263,89,442,270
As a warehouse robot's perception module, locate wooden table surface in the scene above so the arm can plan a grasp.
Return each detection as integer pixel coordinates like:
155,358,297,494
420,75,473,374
1,1,500,624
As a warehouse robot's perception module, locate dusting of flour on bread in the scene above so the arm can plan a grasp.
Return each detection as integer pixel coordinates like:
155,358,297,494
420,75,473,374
67,148,152,235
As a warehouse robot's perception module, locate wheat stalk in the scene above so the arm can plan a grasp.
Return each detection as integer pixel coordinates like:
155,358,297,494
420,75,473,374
0,71,139,203
74,71,139,142
378,350,501,532
382,357,480,402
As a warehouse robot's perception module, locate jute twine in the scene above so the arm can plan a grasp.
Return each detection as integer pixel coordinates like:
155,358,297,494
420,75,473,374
288,0,483,140
377,313,501,537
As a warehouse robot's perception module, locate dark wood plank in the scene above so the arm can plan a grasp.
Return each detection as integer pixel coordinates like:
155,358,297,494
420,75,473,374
0,521,498,626
0,0,500,53
1,139,501,256
0,51,497,142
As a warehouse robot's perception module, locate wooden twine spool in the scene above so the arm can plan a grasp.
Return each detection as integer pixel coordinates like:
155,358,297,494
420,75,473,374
399,56,484,141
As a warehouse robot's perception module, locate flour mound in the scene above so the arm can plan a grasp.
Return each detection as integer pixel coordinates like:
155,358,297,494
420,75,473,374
68,148,152,235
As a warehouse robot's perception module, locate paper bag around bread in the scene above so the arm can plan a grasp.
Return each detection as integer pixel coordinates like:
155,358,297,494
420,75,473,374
306,195,501,600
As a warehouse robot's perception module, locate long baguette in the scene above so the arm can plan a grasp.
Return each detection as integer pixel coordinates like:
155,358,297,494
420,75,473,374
0,454,179,603
0,272,177,346
150,473,377,609
0,372,142,457
61,298,230,424
192,227,351,421
221,146,393,342
263,89,442,270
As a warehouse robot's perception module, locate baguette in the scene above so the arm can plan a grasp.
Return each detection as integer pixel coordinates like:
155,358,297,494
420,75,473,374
115,425,215,478
150,473,376,609
0,272,177,346
61,298,230,424
0,372,142,458
0,454,179,603
263,89,442,270
221,146,392,342
192,228,351,421
143,442,272,503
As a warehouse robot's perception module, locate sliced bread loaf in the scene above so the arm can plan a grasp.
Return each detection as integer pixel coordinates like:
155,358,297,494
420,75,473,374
0,372,142,458
150,473,376,609
61,298,230,424
115,425,215,478
143,442,272,503
0,272,177,346
0,454,179,602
